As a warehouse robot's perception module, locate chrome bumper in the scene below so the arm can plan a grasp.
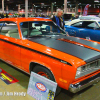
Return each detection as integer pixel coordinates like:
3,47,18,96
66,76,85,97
69,73,100,93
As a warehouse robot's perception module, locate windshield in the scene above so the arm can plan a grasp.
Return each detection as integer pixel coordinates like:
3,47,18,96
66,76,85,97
20,21,66,38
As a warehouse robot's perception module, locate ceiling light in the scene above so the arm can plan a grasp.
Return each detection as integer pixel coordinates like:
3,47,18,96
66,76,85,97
94,0,99,2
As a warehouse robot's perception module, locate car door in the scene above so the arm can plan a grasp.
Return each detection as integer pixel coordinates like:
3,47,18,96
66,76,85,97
80,21,100,42
0,21,21,68
65,25,79,36
68,21,100,41
70,21,89,38
65,21,88,37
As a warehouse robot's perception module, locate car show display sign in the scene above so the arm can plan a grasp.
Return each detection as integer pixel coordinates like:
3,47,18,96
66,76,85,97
27,72,57,100
0,68,19,85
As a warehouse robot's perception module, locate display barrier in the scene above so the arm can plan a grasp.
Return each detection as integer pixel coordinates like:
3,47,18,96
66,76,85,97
27,72,57,100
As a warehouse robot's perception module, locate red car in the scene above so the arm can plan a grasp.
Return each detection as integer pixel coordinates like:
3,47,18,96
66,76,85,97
0,18,100,94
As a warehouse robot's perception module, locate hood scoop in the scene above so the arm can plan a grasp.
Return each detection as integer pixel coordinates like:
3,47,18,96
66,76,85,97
58,38,100,52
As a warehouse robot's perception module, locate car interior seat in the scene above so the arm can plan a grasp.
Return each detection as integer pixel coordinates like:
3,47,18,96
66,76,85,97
46,26,50,32
21,28,28,36
30,29,42,36
7,29,19,39
0,30,9,35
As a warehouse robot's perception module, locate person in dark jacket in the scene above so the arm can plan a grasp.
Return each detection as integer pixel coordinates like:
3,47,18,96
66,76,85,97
22,14,25,17
6,13,9,18
1,13,4,18
52,9,65,29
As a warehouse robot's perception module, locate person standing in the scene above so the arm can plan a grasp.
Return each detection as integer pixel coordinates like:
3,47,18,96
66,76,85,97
1,13,4,18
52,9,65,29
6,13,9,18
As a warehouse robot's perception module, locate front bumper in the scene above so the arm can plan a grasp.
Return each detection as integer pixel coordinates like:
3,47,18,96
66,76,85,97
69,73,100,93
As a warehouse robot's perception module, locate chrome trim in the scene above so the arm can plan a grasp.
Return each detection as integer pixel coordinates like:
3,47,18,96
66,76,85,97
69,73,100,93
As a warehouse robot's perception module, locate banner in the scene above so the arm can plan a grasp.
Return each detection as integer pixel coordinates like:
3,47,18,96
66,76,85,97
83,4,89,16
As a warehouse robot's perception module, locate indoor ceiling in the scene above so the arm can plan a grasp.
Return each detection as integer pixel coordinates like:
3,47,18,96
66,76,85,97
0,0,100,11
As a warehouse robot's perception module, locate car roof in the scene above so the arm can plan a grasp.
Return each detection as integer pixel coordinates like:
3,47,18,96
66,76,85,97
0,17,52,23
79,16,100,20
65,18,100,25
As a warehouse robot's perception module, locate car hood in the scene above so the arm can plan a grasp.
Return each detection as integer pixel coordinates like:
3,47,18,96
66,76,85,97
28,35,100,64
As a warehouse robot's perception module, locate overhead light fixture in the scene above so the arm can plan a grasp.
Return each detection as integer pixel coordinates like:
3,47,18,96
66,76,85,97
94,0,99,2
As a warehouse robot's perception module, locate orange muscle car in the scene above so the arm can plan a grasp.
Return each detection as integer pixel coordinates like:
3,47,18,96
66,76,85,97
0,18,100,94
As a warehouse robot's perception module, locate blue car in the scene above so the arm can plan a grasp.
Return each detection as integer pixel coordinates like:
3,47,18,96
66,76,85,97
64,18,100,42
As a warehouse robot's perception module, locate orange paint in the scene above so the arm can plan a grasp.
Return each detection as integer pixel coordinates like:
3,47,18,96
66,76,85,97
0,18,99,92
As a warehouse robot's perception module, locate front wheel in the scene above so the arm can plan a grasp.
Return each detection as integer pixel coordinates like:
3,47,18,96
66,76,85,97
32,65,61,95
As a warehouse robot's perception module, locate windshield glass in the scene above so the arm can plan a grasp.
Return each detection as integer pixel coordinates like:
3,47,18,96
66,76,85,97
20,21,66,38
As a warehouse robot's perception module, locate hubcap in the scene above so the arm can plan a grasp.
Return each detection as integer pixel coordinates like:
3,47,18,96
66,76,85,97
37,72,49,79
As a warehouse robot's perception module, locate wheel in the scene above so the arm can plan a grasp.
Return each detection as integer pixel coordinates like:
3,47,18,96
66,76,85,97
33,65,61,95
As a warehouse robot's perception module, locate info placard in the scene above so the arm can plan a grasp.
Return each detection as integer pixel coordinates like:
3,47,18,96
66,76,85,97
27,72,57,100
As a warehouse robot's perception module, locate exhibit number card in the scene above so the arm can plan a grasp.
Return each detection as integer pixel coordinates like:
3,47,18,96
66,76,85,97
27,72,57,100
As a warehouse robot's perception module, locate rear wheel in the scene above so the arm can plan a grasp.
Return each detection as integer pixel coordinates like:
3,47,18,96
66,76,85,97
33,65,61,95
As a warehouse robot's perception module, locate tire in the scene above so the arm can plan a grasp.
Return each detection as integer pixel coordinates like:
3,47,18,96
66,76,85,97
33,65,61,96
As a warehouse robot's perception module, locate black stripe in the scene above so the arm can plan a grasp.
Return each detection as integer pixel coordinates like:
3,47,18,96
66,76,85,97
61,36,100,50
28,36,100,63
0,38,72,66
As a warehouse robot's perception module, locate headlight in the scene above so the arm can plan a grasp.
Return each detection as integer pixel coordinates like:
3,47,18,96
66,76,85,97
75,59,100,79
76,67,82,77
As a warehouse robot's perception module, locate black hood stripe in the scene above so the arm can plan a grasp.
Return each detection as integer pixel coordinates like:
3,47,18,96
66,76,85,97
28,36,100,63
61,36,100,50
58,38,100,52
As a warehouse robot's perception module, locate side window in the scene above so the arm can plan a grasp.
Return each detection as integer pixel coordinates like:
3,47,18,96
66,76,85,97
85,22,99,30
20,22,43,37
71,21,83,28
1,21,19,39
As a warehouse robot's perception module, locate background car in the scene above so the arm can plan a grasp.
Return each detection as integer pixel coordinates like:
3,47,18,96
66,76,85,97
64,17,100,42
78,16,100,20
63,14,73,24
